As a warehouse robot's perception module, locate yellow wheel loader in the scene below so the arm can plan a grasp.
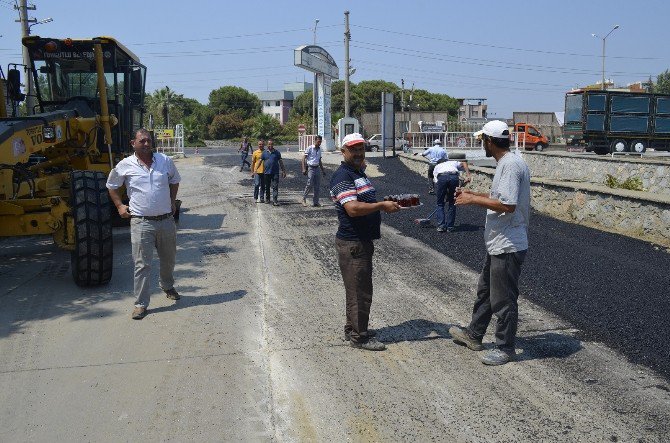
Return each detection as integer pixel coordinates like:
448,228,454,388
0,36,146,286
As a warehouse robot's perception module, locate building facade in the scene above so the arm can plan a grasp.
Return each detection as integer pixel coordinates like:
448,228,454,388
255,81,312,125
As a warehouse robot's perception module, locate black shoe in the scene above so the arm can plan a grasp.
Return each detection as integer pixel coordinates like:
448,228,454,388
343,329,377,342
164,288,180,300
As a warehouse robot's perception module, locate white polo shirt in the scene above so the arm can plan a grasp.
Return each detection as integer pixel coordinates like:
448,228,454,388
106,153,181,217
432,160,463,183
304,145,322,167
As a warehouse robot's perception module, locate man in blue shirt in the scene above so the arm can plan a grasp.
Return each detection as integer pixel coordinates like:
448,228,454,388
330,133,400,351
261,139,287,206
419,139,448,194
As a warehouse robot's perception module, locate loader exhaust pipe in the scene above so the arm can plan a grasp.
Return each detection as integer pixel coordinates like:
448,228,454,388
94,41,114,170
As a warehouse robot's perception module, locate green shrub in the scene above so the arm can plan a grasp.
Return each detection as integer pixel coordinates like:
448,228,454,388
604,174,645,191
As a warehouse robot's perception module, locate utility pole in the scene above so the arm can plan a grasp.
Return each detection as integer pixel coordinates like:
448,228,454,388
344,11,351,118
400,79,405,133
407,82,414,133
16,0,36,115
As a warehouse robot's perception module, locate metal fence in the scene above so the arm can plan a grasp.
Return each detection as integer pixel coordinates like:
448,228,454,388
154,124,185,156
298,134,317,152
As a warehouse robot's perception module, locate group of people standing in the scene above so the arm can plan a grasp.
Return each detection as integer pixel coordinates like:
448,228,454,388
332,123,531,366
108,121,530,367
247,135,326,207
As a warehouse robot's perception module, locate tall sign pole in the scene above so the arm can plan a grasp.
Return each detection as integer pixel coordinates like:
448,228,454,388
17,0,36,115
294,45,339,151
344,11,351,118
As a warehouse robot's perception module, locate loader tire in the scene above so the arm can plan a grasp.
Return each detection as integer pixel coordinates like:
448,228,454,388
70,170,113,286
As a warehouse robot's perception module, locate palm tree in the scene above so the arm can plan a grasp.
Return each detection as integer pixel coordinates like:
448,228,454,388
151,86,183,127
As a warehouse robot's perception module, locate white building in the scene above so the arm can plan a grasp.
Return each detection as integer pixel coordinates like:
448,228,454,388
255,82,312,125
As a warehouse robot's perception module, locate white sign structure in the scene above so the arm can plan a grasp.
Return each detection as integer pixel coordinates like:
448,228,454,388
294,45,339,151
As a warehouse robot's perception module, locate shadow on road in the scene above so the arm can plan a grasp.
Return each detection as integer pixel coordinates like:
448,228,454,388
377,319,454,343
148,290,246,315
515,332,583,362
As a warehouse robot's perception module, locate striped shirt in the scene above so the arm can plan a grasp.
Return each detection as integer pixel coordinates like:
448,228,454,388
329,162,381,241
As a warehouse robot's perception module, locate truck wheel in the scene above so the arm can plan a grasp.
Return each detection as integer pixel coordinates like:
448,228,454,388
610,139,628,153
70,170,113,286
630,139,646,154
534,143,546,152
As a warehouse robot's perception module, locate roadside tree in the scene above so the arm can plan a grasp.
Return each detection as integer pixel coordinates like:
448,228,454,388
209,86,261,119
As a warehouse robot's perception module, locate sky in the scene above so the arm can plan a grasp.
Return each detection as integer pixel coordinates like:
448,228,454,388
1,0,669,118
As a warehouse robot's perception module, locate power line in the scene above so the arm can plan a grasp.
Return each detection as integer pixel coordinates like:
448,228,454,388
349,59,571,89
140,41,340,58
352,24,660,61
131,24,342,46
351,43,655,78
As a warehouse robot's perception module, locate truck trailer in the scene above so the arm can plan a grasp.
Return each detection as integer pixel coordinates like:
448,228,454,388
564,89,670,154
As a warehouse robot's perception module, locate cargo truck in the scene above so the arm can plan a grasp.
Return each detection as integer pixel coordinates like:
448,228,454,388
564,89,670,154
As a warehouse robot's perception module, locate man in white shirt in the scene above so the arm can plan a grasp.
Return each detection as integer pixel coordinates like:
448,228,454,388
107,128,182,320
419,139,448,194
433,159,471,232
301,135,326,207
449,120,531,366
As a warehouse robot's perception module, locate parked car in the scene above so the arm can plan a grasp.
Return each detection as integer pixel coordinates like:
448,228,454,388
366,134,409,152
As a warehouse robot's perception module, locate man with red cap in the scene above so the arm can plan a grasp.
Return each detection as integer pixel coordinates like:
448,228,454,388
330,133,401,351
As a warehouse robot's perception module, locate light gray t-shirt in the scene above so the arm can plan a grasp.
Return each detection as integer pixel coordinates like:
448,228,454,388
484,152,530,255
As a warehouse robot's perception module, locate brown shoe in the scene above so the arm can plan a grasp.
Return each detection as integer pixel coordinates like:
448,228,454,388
164,288,180,300
132,306,147,320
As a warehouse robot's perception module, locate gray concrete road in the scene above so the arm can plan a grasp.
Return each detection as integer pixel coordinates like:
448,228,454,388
1,155,669,442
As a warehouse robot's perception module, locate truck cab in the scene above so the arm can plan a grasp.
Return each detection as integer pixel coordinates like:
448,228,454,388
512,123,549,151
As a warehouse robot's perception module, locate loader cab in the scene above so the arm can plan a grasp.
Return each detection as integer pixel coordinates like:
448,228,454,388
24,36,146,153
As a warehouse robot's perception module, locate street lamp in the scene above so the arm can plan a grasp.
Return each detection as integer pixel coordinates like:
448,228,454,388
312,19,319,135
28,17,53,34
592,25,619,90
313,19,319,44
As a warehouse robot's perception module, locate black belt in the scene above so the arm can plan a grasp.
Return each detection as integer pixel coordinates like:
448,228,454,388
132,213,172,221
307,164,319,168
437,172,459,178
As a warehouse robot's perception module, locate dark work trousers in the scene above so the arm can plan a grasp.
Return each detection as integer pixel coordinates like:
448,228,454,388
435,173,459,229
336,238,374,343
263,173,279,203
427,163,437,191
467,250,527,351
253,173,266,200
240,151,251,170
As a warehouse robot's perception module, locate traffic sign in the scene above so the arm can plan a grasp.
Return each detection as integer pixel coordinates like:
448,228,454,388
298,124,306,134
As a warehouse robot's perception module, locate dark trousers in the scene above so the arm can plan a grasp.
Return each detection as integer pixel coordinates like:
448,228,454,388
435,174,459,228
336,238,374,343
263,173,279,202
427,163,437,190
467,251,527,351
253,173,266,200
240,152,251,170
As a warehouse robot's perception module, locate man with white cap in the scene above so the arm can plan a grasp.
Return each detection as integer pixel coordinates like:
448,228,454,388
330,133,401,351
419,138,448,194
449,120,531,365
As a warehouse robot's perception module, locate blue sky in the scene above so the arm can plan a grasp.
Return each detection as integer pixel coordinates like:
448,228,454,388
1,0,669,118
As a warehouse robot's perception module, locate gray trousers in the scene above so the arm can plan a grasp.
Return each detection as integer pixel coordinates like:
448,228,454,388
131,217,177,308
302,166,321,204
467,251,527,351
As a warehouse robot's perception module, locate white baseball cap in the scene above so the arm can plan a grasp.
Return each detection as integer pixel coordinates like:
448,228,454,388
433,139,442,145
473,120,510,139
342,132,366,147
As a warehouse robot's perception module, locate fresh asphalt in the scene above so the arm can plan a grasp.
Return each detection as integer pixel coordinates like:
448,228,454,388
209,150,670,381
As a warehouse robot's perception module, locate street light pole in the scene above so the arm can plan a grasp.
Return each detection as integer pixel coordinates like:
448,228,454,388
594,25,619,90
312,19,319,135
